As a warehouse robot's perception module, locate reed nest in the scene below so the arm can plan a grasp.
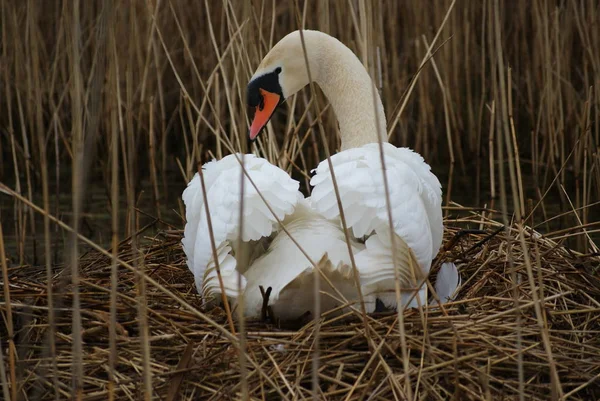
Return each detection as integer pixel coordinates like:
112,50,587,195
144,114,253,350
3,205,599,400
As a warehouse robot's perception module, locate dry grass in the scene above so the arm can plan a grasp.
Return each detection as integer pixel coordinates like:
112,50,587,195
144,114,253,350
1,0,600,400
2,207,599,400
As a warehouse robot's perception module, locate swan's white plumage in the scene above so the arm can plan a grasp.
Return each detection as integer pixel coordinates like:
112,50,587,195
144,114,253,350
353,230,427,308
181,155,371,319
202,242,244,298
391,147,444,255
182,29,449,319
355,231,419,289
432,262,461,305
311,143,442,267
310,142,443,307
181,153,301,294
237,199,373,319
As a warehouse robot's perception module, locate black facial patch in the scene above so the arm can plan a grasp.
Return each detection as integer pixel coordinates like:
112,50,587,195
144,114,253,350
247,68,284,108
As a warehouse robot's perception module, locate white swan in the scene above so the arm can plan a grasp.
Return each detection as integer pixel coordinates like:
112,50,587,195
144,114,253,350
246,30,444,309
182,29,448,319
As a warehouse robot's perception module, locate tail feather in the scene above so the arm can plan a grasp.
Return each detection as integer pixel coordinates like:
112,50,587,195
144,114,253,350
355,229,426,309
202,242,246,299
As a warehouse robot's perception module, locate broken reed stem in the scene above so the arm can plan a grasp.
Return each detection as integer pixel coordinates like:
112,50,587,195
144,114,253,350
0,331,10,401
137,252,153,401
109,86,119,401
292,13,323,397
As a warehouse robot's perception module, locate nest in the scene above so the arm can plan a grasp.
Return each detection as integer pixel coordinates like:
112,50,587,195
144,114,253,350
2,206,600,400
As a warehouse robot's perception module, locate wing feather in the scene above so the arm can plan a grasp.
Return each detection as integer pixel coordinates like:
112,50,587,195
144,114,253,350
310,143,442,297
202,242,245,299
238,206,368,319
182,153,302,295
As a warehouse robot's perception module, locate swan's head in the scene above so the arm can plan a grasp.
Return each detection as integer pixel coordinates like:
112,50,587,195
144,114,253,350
247,31,317,140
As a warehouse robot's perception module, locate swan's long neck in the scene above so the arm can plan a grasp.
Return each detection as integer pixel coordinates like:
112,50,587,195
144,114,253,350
307,32,387,151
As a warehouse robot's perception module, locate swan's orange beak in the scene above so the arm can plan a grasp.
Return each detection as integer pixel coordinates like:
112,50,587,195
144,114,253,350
249,89,281,140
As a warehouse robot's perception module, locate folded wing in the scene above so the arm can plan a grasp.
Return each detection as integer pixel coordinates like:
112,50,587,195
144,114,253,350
182,153,302,297
310,143,443,305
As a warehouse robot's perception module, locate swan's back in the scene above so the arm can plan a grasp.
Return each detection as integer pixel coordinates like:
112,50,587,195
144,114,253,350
239,200,370,319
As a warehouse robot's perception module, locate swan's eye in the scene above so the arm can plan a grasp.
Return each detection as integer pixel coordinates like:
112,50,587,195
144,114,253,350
258,95,265,111
275,67,282,74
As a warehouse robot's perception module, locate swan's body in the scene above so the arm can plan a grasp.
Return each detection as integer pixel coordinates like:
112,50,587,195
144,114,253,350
182,30,450,319
181,154,369,319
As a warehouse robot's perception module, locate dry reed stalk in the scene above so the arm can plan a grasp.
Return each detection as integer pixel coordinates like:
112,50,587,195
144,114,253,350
108,29,120,399
27,1,60,397
67,1,84,397
491,2,526,400
293,5,374,396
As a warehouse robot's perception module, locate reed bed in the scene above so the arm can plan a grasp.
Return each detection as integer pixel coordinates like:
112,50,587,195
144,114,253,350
2,208,599,400
1,0,600,400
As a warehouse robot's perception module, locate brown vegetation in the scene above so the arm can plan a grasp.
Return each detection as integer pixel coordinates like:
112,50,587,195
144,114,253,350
1,0,599,400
